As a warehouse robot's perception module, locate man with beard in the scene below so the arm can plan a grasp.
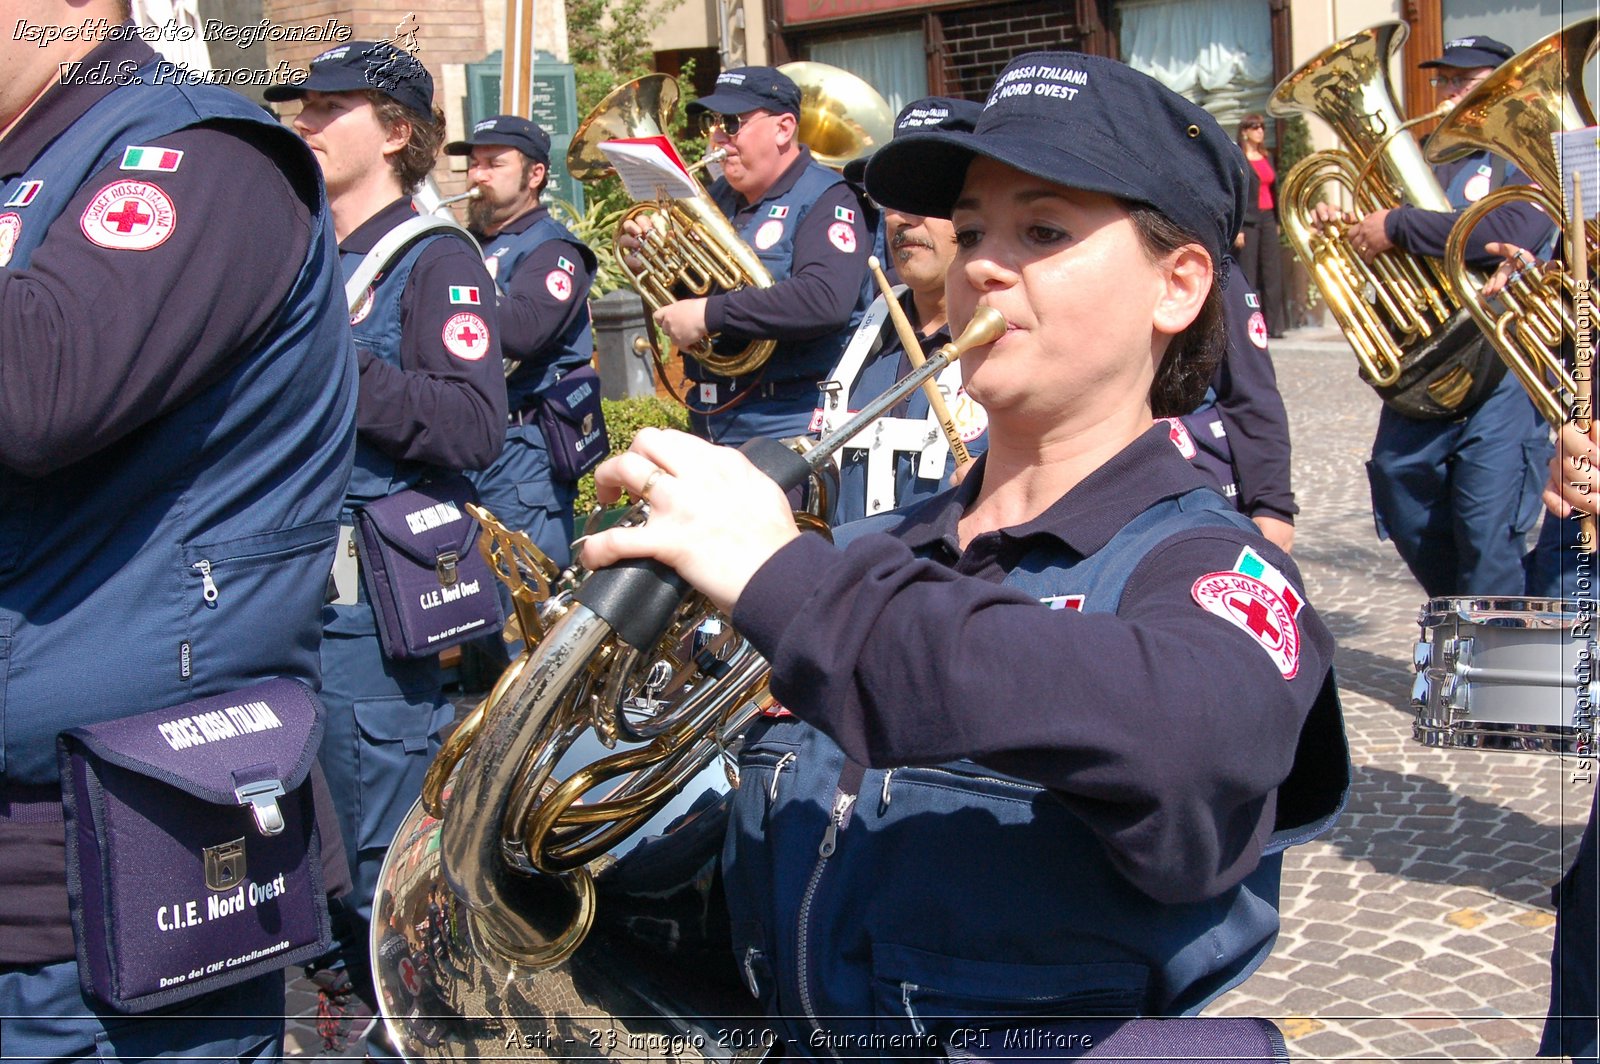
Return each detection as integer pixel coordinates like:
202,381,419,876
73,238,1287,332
448,116,597,579
818,98,987,523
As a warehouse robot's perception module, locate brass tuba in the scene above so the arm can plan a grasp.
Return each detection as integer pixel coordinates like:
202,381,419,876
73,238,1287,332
369,311,1007,1061
1425,16,1597,428
778,61,895,170
1269,22,1496,418
568,74,778,378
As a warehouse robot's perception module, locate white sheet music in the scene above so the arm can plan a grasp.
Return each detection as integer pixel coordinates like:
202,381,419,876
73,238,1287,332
1555,126,1600,221
598,137,700,202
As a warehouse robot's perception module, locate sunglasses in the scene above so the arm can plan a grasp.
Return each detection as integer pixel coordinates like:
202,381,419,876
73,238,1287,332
695,110,770,137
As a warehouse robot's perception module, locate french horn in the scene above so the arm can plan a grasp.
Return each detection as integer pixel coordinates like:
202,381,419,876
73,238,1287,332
1269,22,1494,418
1426,15,1597,428
369,309,1007,1061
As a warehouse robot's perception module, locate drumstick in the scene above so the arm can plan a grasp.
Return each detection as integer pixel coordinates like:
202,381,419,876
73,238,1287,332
866,256,973,468
1573,172,1595,552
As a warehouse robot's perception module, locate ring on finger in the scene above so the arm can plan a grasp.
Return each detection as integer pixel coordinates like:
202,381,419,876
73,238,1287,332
640,467,666,502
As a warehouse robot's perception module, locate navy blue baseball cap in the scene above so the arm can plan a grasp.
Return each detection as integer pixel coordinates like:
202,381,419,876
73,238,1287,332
444,115,552,164
265,41,433,117
843,96,982,186
1420,35,1515,69
864,52,1246,267
687,67,802,119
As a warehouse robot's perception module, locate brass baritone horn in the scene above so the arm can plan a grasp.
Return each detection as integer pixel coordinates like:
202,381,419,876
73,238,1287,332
567,74,777,379
1269,22,1496,418
1425,16,1597,428
368,309,1006,1061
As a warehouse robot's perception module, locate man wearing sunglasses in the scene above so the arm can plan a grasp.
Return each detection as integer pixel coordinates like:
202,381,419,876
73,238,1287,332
646,66,872,445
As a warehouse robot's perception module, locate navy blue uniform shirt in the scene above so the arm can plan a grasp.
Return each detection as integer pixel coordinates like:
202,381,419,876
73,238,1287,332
733,427,1335,901
1216,268,1296,523
0,37,313,477
483,204,592,370
704,147,869,342
343,197,506,470
1386,151,1554,265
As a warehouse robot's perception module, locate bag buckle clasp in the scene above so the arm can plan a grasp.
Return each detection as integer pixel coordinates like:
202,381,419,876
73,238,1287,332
435,549,460,586
204,837,248,891
234,778,287,836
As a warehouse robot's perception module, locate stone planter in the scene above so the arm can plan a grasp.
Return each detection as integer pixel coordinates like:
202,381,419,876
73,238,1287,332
590,288,656,400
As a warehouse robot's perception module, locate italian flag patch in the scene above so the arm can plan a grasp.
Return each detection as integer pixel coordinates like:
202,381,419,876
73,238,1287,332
834,205,855,224
449,286,480,305
556,255,576,275
120,146,183,172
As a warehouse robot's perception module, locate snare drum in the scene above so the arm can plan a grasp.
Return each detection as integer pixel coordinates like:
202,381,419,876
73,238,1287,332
1411,597,1597,755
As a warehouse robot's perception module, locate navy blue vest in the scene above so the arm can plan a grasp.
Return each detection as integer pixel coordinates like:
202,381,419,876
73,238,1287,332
482,213,596,411
723,487,1347,1048
0,64,357,784
689,161,872,386
341,236,452,505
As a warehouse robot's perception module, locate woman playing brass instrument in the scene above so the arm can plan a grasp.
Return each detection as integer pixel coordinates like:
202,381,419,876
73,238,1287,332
581,52,1347,1054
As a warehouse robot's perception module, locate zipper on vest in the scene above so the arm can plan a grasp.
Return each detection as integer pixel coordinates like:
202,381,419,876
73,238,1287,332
743,946,763,998
192,560,219,605
763,751,796,830
796,760,865,1056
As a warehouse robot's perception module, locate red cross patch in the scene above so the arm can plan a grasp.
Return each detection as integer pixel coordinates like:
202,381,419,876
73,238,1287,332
442,312,491,360
828,221,856,253
1247,310,1269,349
1159,416,1197,459
545,269,573,301
398,954,422,997
0,213,20,267
79,180,176,251
1191,570,1302,678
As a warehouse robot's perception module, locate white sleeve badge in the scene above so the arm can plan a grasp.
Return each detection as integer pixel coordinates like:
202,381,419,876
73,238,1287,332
1191,546,1305,679
442,312,491,361
80,180,176,251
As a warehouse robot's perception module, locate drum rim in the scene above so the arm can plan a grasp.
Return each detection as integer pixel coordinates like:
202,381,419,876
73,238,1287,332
1419,596,1600,630
1412,716,1589,756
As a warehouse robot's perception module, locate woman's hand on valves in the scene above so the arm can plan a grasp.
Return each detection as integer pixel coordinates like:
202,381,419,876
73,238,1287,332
580,428,803,614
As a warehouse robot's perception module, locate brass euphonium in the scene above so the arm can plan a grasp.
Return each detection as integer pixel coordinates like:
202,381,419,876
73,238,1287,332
369,311,1007,1061
1269,22,1495,418
1426,15,1598,428
568,74,777,378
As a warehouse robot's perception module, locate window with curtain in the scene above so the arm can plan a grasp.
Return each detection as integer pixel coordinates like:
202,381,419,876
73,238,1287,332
1119,0,1272,135
804,27,928,117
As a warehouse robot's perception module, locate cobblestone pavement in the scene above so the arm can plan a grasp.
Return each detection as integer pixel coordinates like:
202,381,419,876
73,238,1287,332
283,325,1593,1060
